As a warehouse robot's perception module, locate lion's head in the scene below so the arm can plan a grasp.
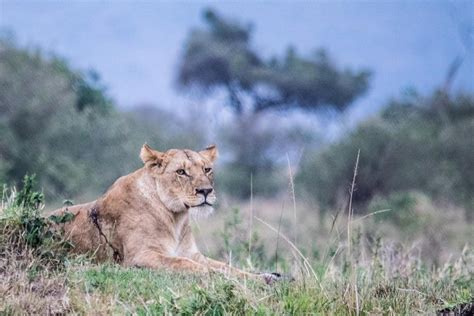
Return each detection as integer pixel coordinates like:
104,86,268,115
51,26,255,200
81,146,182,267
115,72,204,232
140,144,218,217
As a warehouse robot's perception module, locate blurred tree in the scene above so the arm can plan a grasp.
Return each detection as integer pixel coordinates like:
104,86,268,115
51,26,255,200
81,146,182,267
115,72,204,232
72,70,113,113
0,123,14,184
178,9,371,115
177,8,370,197
297,90,474,220
0,39,203,201
51,58,113,113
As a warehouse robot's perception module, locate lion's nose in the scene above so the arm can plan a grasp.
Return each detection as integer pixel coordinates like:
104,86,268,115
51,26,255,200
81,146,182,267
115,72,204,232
196,188,213,198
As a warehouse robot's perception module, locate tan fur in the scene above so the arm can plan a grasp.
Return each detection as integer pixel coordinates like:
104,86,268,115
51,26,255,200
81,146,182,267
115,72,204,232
52,145,254,278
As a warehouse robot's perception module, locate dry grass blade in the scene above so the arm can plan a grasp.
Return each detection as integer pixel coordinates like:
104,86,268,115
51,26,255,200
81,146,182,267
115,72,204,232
286,153,298,247
347,149,360,258
248,172,254,266
274,201,285,273
347,149,360,316
254,215,328,297
352,209,391,223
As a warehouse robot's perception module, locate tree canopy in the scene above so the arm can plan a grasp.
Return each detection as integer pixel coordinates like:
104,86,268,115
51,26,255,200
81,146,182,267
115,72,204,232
178,9,371,114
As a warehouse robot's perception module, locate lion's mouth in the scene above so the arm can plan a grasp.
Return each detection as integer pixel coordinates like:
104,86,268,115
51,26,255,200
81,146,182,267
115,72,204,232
184,201,213,208
197,201,213,207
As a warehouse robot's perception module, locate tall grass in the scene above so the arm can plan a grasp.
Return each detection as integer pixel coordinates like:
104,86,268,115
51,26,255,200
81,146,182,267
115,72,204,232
0,175,472,314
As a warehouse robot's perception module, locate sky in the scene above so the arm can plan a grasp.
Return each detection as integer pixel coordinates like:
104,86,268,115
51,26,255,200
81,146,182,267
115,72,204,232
1,0,473,122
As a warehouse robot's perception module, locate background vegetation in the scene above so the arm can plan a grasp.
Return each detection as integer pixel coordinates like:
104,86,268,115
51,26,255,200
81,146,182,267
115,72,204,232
1,10,472,217
0,7,473,315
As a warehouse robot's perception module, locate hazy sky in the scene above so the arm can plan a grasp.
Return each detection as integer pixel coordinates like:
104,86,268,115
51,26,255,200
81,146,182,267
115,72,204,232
1,1,473,120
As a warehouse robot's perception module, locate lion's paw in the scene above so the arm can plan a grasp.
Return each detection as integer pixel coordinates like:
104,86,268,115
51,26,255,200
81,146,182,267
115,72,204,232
261,272,283,285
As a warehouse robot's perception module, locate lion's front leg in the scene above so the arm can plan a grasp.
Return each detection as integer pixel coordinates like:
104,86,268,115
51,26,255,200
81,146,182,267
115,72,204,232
191,253,255,278
127,250,210,273
191,253,284,284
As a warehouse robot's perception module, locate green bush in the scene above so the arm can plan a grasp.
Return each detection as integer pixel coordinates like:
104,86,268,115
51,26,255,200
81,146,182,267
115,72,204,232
296,91,474,219
367,191,431,233
0,175,75,270
0,39,205,201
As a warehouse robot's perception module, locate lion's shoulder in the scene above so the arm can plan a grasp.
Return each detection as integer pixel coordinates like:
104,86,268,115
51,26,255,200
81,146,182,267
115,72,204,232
99,168,156,212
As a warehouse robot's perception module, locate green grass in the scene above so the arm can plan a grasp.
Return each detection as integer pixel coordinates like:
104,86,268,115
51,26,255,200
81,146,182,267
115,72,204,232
2,255,471,314
1,177,473,315
57,261,472,314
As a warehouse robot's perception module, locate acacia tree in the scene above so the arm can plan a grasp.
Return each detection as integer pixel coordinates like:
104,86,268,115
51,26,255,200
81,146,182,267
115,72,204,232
178,9,371,115
177,9,371,197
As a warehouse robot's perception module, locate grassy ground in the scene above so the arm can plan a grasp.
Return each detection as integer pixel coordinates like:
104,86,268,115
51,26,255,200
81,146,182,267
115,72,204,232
1,178,473,315
1,256,472,314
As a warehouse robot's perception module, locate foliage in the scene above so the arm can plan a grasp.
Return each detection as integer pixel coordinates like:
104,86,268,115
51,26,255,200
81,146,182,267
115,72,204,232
0,39,204,201
0,39,116,198
178,9,371,114
14,174,44,212
297,91,474,219
177,8,368,199
50,57,113,113
0,175,75,270
368,191,432,233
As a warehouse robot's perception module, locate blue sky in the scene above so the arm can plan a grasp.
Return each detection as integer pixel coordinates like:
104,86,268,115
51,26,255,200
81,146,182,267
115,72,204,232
1,1,473,120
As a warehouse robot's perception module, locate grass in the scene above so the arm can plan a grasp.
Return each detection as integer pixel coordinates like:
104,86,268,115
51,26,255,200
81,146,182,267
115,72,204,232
1,176,473,315
2,258,472,314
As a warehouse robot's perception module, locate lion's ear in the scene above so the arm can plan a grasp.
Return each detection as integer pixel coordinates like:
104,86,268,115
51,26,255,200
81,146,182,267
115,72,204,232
140,144,164,168
199,144,218,163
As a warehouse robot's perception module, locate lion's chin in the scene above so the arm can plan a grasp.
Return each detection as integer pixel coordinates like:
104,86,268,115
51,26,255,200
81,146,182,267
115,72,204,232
189,205,214,220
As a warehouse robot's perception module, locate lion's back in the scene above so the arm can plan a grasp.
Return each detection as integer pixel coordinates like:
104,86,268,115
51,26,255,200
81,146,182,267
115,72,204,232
52,201,108,260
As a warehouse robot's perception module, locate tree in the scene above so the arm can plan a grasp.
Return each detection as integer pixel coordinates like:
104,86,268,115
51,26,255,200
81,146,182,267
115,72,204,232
0,39,179,199
0,38,206,201
296,90,474,220
178,9,371,115
51,58,113,113
177,9,371,197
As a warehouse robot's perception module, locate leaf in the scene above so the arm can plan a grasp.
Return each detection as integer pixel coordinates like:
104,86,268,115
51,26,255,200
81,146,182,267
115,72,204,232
49,211,75,224
63,199,74,206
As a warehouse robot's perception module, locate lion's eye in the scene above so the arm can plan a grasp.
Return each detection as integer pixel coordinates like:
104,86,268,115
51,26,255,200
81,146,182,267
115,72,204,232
176,169,186,176
204,167,212,173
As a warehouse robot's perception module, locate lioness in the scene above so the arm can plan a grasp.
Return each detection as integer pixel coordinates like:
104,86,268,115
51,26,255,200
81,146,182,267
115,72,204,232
53,144,279,283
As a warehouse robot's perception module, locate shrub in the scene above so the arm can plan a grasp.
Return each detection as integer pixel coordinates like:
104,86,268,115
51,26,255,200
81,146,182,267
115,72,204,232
0,174,74,270
296,91,474,219
367,191,431,233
